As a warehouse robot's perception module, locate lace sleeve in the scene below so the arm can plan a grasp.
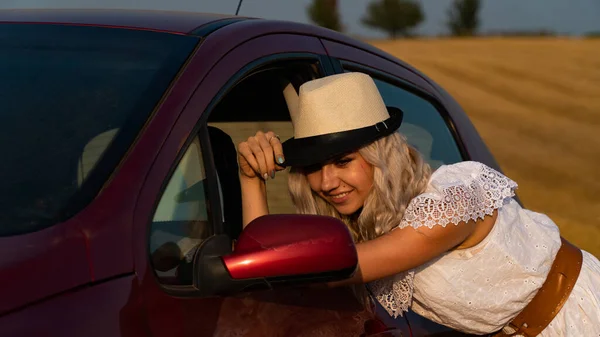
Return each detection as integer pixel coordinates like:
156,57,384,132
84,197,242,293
368,270,415,318
400,161,518,229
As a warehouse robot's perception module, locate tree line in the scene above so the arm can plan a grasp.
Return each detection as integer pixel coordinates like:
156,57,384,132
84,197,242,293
308,0,481,38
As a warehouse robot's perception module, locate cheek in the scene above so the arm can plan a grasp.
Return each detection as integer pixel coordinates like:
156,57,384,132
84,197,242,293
306,172,321,192
356,163,375,190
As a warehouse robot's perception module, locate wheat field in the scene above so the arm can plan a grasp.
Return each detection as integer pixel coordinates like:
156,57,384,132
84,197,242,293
368,38,600,258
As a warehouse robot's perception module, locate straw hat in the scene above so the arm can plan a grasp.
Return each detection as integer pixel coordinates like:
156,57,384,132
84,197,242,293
281,72,403,167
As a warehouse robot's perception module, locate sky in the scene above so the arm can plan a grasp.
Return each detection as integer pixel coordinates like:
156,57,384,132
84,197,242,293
2,0,599,37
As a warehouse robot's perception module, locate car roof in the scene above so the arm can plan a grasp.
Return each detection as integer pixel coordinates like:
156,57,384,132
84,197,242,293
0,8,448,106
0,8,243,35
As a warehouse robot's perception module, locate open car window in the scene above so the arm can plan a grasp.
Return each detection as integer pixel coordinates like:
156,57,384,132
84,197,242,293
148,59,324,286
208,60,323,216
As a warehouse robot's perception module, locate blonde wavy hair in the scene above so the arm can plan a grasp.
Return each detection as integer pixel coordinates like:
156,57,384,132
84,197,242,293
287,130,432,243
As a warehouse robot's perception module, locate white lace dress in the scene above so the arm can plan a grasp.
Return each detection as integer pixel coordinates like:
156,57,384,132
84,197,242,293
369,161,600,336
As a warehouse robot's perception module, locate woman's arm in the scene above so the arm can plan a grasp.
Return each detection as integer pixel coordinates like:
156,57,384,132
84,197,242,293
334,210,498,285
236,131,285,227
239,175,268,227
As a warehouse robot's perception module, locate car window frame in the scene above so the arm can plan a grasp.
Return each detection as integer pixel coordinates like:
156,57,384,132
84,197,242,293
143,51,335,296
198,52,333,232
334,59,470,161
142,123,219,294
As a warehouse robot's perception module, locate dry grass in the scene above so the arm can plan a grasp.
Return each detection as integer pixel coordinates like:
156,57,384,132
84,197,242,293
368,38,600,257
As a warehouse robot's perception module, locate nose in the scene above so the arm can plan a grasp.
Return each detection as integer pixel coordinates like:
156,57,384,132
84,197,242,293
320,164,340,193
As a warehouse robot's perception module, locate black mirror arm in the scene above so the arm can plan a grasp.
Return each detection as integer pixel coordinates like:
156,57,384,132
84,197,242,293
192,234,271,297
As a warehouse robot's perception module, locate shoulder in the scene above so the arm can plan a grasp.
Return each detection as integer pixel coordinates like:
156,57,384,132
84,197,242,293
429,161,517,190
399,161,517,229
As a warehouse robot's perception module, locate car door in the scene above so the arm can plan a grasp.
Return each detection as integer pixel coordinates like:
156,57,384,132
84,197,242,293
132,29,354,337
320,39,480,336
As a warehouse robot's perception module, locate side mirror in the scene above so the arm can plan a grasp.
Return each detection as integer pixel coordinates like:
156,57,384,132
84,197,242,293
192,214,357,297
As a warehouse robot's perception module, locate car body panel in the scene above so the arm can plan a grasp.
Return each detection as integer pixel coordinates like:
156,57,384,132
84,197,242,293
0,222,90,316
0,274,148,337
0,10,499,337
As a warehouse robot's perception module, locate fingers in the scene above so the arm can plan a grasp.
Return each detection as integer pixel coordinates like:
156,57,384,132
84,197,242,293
257,133,276,179
237,141,261,178
237,130,285,180
246,135,269,180
266,131,285,169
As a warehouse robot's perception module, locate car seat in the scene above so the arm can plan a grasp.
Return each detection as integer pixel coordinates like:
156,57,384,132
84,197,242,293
207,126,243,240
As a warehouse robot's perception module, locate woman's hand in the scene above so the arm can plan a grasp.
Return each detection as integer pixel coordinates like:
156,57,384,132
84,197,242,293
237,131,286,227
237,131,286,180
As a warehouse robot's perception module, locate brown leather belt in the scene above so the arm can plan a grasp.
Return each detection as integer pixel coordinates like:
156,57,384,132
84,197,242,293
493,237,583,337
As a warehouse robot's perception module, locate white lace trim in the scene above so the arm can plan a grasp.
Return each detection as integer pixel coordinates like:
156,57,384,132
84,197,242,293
370,163,517,319
368,270,415,318
399,163,518,229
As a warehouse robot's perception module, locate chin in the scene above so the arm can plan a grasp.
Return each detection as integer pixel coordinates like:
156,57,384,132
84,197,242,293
335,204,362,216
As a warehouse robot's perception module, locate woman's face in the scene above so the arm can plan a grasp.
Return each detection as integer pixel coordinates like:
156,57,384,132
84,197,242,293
305,152,374,215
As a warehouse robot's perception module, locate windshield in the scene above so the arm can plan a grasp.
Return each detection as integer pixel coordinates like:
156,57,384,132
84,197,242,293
0,24,198,236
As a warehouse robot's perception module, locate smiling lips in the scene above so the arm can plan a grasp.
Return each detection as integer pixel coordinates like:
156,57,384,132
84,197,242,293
329,191,352,204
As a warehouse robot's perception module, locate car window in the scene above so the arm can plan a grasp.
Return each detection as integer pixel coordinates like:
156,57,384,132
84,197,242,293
208,60,323,219
0,24,198,236
344,70,464,169
210,121,296,215
149,137,212,286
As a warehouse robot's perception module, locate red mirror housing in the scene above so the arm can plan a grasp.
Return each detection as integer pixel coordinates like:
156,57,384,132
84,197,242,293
224,214,358,280
191,214,358,297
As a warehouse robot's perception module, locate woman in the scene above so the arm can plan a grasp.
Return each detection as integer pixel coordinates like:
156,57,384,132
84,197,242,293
236,72,600,336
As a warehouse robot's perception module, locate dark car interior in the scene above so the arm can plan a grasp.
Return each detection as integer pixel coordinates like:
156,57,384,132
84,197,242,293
208,60,319,122
207,59,322,235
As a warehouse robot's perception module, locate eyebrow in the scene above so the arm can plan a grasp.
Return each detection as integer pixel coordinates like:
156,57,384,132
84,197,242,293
301,153,357,171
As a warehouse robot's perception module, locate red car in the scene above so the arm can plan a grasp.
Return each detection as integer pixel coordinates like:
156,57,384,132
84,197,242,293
0,9,504,337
